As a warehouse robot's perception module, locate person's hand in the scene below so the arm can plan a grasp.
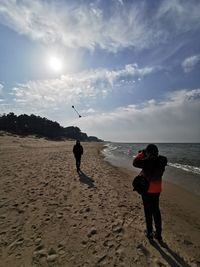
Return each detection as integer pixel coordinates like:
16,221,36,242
134,151,145,160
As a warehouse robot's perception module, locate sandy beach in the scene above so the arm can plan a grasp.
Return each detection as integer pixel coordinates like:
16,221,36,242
0,134,200,267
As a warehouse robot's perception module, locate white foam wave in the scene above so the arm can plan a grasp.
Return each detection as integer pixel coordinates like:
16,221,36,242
168,162,200,175
103,143,118,157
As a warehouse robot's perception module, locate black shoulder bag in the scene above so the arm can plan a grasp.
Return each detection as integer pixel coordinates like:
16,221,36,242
132,175,149,195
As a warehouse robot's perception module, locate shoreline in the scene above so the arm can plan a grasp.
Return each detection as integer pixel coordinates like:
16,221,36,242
0,135,200,266
102,144,200,197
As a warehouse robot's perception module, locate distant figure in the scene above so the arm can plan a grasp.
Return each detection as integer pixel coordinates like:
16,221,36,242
73,140,83,172
133,144,167,241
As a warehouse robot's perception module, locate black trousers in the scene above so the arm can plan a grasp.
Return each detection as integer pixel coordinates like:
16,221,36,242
75,156,81,170
142,193,162,235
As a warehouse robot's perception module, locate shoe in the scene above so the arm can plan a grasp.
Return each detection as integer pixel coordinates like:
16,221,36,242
145,230,153,240
154,232,163,241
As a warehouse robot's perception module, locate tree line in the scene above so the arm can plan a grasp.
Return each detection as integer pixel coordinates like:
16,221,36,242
0,113,102,142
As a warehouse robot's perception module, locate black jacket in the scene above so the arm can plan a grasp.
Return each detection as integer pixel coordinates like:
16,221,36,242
73,144,83,158
133,155,167,181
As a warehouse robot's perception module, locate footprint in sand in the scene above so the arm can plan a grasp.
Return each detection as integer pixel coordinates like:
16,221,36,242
8,237,24,253
56,212,63,219
31,225,37,230
81,240,88,247
35,238,42,246
33,245,58,264
112,222,124,235
96,254,108,265
57,243,66,257
136,244,150,257
47,248,58,263
85,207,91,213
0,214,6,220
103,239,115,249
115,244,125,257
87,227,97,238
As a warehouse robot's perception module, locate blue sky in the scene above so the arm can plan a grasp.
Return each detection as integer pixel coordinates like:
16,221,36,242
0,0,200,142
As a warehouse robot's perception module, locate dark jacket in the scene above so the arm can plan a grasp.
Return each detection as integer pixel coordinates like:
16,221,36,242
133,151,167,192
73,144,83,158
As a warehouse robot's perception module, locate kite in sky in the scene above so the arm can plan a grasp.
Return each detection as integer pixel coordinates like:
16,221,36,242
72,105,82,118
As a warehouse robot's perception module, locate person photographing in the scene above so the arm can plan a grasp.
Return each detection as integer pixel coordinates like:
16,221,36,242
133,144,167,241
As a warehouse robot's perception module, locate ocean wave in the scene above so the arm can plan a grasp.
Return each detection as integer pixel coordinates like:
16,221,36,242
103,143,200,176
168,162,200,175
103,143,118,157
103,143,118,151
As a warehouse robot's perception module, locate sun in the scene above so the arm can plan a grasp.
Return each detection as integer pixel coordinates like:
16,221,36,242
48,56,63,72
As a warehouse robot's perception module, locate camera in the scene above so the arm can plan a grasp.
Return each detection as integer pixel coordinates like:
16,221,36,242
139,149,146,153
138,149,146,156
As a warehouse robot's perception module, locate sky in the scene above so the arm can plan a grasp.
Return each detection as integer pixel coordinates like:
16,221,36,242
0,0,200,142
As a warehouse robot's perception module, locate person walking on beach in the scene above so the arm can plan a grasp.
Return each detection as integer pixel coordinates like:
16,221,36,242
73,140,83,172
133,144,167,241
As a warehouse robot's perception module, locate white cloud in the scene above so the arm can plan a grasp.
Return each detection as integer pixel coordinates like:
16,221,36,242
117,0,124,5
157,0,200,31
76,89,200,142
83,108,96,114
0,0,200,51
0,83,3,95
8,63,156,111
0,83,4,103
182,54,200,73
0,0,148,50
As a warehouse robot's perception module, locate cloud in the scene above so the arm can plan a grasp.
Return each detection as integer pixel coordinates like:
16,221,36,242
117,0,124,5
182,54,200,73
8,63,157,111
0,83,4,102
0,0,200,51
156,0,200,33
0,0,149,50
76,89,200,142
0,83,3,95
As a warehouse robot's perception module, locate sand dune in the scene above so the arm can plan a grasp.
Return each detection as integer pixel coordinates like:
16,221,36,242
0,134,200,266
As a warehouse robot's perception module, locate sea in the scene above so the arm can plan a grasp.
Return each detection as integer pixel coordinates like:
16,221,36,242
102,143,200,196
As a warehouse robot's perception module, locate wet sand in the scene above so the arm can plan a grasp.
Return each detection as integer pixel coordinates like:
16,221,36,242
0,134,200,267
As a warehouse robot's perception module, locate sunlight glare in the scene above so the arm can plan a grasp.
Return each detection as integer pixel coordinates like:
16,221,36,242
48,56,63,72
